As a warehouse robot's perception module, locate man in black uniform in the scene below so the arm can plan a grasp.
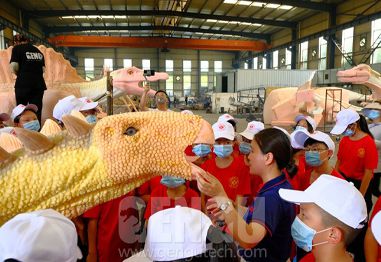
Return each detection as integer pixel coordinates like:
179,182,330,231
10,34,46,122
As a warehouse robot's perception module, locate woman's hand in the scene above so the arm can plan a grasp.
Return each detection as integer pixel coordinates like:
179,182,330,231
196,170,227,198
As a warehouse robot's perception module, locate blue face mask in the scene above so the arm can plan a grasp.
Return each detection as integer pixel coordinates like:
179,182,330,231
213,144,233,158
295,126,307,131
239,142,252,155
192,144,211,157
365,109,381,120
291,217,330,252
23,120,40,132
343,128,355,137
160,176,186,188
85,115,97,124
305,151,322,167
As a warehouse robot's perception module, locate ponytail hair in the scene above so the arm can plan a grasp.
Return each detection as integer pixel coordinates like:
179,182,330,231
286,159,298,179
358,114,374,139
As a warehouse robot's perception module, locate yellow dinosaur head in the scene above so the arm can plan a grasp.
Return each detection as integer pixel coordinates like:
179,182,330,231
0,112,214,224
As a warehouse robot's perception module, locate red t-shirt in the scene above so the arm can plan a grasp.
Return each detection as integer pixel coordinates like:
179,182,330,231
136,176,163,196
144,185,201,219
337,135,378,180
370,196,381,262
83,191,139,262
286,155,310,190
200,156,251,201
296,169,345,191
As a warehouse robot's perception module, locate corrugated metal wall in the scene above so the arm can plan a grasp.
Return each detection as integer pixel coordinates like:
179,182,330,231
235,69,317,91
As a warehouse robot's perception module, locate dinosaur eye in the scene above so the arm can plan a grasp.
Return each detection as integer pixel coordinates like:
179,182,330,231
127,69,133,75
124,127,137,136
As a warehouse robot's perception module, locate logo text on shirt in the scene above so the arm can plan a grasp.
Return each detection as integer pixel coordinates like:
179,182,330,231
25,52,43,60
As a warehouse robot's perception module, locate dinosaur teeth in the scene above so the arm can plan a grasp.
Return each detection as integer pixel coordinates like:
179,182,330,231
14,128,55,154
62,114,93,138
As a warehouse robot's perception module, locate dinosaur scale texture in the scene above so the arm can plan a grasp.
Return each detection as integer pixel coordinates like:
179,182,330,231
0,112,214,225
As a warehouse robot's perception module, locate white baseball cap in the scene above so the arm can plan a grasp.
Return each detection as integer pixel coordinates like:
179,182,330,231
290,130,305,149
79,97,98,111
212,121,235,140
240,121,265,140
293,129,335,152
144,206,212,261
218,114,236,124
280,175,367,229
0,209,82,262
371,212,381,245
330,109,360,135
11,104,38,121
295,115,317,131
53,95,85,121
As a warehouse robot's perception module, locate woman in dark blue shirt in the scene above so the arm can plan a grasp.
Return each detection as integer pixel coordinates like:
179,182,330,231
196,128,296,261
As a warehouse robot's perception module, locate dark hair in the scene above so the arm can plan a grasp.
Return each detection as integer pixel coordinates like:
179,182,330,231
154,90,171,107
304,137,329,149
357,114,374,139
286,148,301,178
227,120,237,132
13,109,37,123
254,128,292,170
13,34,29,45
295,120,313,133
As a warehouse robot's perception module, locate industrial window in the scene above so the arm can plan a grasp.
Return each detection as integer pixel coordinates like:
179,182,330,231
262,57,267,69
244,62,249,69
201,61,209,72
214,61,222,73
142,59,150,70
183,74,191,96
104,58,113,71
286,48,292,69
273,50,279,69
318,37,327,70
166,75,174,97
183,60,192,72
300,41,308,69
201,61,209,87
165,60,174,72
341,27,354,67
371,18,381,64
253,57,258,69
123,59,132,68
84,58,94,80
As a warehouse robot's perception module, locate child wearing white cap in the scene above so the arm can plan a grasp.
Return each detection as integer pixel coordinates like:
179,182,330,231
280,175,367,262
79,97,99,124
200,121,251,208
291,129,344,190
362,102,381,198
294,114,317,133
0,209,81,262
365,196,381,261
197,128,296,262
53,95,85,126
331,109,377,212
11,104,40,131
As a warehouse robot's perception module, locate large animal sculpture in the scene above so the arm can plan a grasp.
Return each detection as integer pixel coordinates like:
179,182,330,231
0,112,214,225
263,78,371,127
0,45,168,123
337,64,381,100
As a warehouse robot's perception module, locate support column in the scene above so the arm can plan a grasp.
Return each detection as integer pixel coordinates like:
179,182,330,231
291,28,297,69
327,7,336,69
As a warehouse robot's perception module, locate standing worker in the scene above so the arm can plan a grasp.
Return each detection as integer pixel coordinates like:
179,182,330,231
9,34,46,122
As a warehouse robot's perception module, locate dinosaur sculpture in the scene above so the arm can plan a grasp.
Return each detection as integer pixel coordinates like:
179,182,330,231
263,80,364,127
337,64,381,100
0,112,214,225
0,45,168,123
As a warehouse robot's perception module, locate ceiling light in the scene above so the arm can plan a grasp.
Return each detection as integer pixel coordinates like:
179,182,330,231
267,3,280,8
279,5,293,10
238,0,252,5
62,16,73,19
223,0,238,3
206,19,218,23
252,2,266,7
